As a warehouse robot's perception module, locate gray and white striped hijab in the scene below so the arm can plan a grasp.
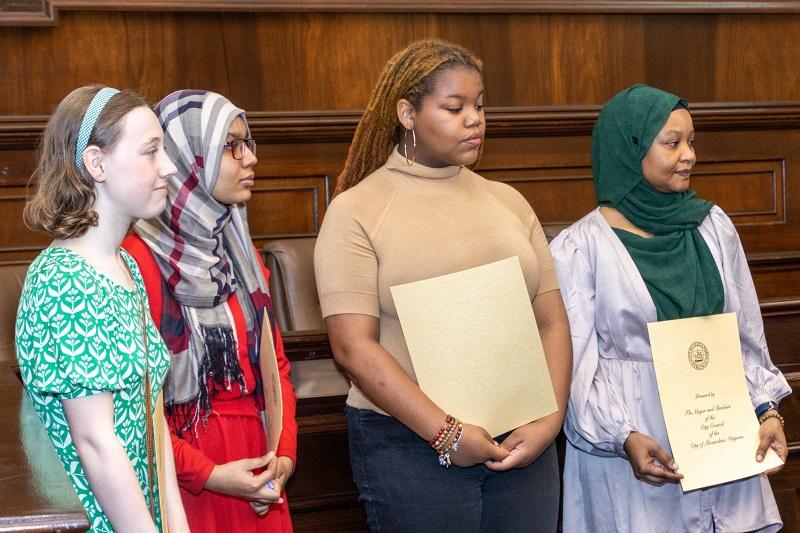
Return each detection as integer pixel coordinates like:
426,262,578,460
135,90,272,432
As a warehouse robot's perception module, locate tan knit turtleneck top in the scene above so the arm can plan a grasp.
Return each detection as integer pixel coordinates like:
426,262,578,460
314,148,559,413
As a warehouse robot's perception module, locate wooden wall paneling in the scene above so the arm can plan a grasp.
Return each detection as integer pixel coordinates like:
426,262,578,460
763,302,800,372
482,14,649,107
691,160,784,225
480,165,596,225
247,174,331,247
752,265,800,302
287,412,367,532
698,129,800,256
712,15,800,102
4,12,800,114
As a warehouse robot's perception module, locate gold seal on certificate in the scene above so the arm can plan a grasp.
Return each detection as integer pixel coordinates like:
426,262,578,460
648,313,783,491
687,341,709,370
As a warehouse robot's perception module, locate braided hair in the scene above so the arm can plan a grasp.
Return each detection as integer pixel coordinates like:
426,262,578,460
335,39,483,195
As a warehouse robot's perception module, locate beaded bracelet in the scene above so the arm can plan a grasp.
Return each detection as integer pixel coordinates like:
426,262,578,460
759,411,785,427
428,415,455,448
438,423,464,468
434,420,459,455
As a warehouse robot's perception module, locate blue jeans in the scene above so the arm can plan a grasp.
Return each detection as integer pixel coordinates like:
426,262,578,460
346,406,560,533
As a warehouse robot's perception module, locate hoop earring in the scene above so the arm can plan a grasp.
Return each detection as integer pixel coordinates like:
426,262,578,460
403,128,416,166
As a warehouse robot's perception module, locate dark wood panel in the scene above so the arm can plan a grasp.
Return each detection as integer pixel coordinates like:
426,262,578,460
248,175,330,245
764,304,800,372
5,13,800,112
482,166,595,225
692,160,784,223
751,265,800,301
0,188,50,265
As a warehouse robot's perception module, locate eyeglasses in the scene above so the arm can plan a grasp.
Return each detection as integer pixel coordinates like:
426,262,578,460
223,138,257,160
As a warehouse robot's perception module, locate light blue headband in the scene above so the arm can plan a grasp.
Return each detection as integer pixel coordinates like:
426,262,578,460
74,87,120,170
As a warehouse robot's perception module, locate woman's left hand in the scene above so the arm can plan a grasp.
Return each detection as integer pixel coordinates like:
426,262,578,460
484,418,557,471
249,456,295,516
757,411,788,475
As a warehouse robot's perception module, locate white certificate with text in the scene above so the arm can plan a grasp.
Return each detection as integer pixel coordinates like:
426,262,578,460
648,312,782,491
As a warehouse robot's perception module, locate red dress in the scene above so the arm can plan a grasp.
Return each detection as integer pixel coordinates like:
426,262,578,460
123,234,298,533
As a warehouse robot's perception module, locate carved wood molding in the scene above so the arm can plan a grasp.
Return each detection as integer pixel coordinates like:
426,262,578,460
3,102,800,147
750,252,800,271
761,297,800,315
5,0,800,26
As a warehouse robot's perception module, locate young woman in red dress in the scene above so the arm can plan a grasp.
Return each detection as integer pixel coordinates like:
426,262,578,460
123,90,298,532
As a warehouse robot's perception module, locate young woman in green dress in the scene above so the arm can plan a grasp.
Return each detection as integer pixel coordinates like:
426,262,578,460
15,85,188,532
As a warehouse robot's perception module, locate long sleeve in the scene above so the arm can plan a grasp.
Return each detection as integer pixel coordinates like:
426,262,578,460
169,433,215,495
712,210,791,407
551,231,636,457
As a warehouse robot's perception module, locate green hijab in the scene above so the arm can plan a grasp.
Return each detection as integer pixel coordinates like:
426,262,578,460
592,84,724,321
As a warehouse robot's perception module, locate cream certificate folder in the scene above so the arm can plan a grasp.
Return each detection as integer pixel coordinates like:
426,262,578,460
390,256,557,438
259,315,283,453
648,313,782,491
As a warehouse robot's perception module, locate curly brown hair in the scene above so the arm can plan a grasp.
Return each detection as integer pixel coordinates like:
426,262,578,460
335,39,483,196
23,85,150,239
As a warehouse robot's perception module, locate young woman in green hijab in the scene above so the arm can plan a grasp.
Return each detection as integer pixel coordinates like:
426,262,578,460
551,84,790,532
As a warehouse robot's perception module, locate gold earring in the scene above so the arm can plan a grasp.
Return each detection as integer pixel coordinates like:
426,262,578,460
403,128,416,166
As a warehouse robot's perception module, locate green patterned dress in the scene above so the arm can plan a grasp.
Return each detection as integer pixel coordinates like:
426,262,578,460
15,247,171,532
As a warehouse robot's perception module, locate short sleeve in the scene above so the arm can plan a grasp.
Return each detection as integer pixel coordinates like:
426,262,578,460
16,260,125,399
314,193,380,318
530,211,559,295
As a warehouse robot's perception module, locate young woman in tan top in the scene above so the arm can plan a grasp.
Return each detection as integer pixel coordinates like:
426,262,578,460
314,39,572,532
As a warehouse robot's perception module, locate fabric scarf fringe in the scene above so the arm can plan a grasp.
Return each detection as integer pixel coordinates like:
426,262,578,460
167,324,247,439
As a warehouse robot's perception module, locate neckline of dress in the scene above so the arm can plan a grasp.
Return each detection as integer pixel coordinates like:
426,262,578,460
46,246,137,294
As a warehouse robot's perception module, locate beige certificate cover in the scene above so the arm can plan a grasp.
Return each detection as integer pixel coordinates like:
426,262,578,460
390,256,557,438
259,315,283,453
648,313,782,491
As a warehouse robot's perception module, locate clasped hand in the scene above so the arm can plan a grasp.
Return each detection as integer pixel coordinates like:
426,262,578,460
206,451,293,516
449,419,557,471
484,418,558,471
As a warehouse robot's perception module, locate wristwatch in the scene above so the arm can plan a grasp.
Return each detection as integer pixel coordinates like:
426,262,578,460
755,400,779,418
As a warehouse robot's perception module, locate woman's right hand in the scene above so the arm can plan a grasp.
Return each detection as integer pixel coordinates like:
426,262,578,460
205,452,282,503
449,424,510,467
623,431,683,485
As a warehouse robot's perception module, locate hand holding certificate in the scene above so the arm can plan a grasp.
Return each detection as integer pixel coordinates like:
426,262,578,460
390,256,557,438
648,313,783,491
